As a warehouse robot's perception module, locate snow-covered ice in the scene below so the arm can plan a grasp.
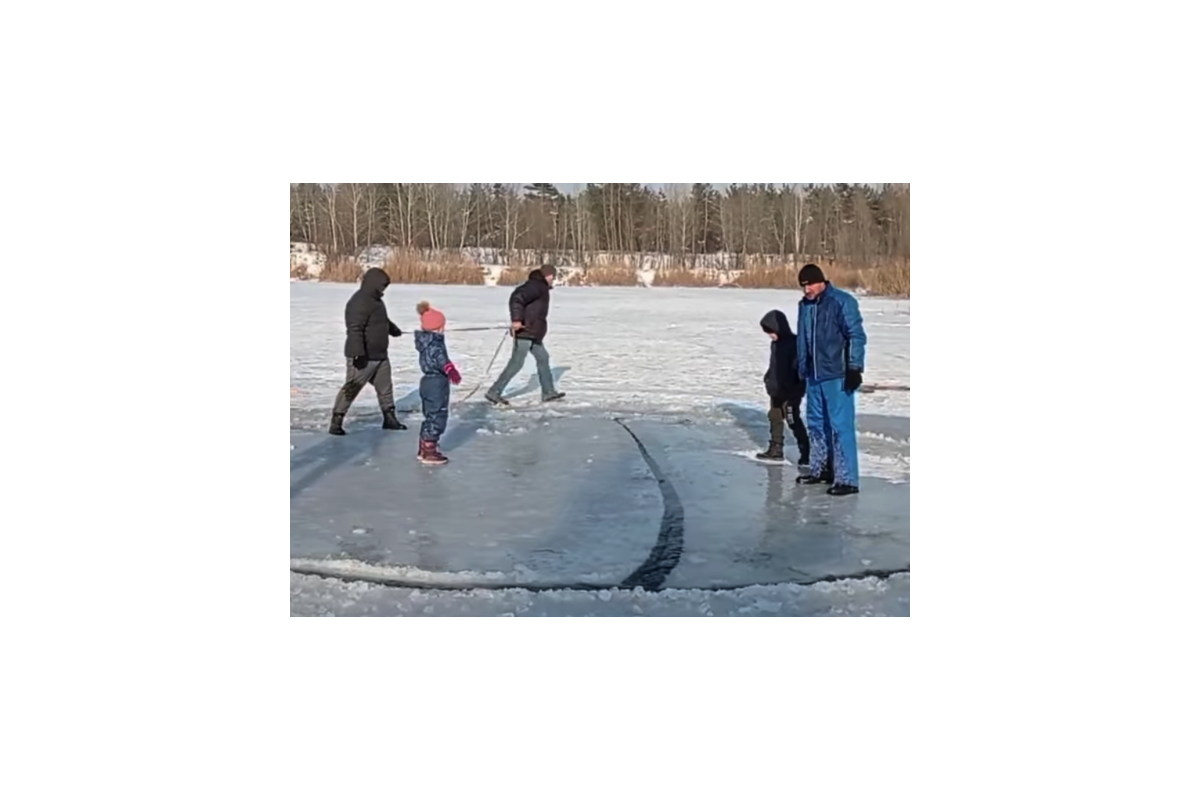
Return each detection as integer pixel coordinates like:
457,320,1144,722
291,572,910,617
291,283,910,615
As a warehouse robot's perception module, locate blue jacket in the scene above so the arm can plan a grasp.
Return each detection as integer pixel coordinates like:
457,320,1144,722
414,330,451,377
796,283,867,383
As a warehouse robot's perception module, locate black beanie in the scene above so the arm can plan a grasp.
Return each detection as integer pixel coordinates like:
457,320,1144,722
797,263,826,286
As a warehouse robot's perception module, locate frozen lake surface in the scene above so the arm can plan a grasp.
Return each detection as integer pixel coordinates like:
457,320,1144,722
291,283,910,615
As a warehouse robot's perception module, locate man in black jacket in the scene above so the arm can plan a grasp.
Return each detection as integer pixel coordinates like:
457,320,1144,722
328,267,407,435
485,266,565,405
757,310,811,465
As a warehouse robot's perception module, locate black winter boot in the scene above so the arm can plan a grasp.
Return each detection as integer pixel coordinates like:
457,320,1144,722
542,391,566,402
382,407,406,430
329,412,346,436
485,392,510,406
756,441,785,461
798,469,834,485
827,484,860,496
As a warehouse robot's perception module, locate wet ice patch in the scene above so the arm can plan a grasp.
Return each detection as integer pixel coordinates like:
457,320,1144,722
860,430,910,446
860,451,910,483
721,449,791,465
474,425,529,436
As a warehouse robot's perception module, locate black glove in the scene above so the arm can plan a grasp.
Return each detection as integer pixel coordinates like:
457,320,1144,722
352,355,369,370
844,369,862,393
389,323,403,337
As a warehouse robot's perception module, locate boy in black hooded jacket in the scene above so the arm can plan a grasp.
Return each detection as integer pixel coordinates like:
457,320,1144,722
758,310,811,467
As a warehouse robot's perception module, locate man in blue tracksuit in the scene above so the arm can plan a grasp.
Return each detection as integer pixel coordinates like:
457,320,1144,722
795,264,867,496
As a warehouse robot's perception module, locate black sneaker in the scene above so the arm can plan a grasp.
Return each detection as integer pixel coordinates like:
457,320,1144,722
542,391,566,402
797,471,834,485
827,484,860,496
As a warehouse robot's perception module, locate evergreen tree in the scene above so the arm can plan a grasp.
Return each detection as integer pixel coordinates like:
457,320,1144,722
523,183,563,203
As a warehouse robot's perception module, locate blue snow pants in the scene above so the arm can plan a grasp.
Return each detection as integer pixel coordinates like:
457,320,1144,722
806,377,859,487
419,374,450,441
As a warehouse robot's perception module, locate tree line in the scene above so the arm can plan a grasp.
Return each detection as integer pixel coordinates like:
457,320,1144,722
290,183,909,266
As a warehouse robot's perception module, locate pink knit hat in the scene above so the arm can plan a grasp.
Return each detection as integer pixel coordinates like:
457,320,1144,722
416,300,446,331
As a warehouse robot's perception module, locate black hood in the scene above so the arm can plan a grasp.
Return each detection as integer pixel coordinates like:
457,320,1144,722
361,267,390,298
760,309,794,337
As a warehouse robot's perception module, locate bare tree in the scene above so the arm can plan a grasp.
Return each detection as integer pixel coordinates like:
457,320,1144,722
573,195,587,264
667,183,692,261
389,183,413,248
365,183,381,247
769,185,787,255
853,186,873,262
402,184,414,247
346,183,368,251
308,184,320,244
501,184,523,251
792,184,806,257
720,185,746,256
422,183,441,248
319,184,339,255
438,184,452,250
289,184,299,240
459,187,473,249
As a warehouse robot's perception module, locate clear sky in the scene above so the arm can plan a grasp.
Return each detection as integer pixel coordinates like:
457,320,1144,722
553,183,728,195
549,183,849,194
548,183,876,196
